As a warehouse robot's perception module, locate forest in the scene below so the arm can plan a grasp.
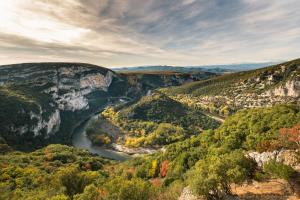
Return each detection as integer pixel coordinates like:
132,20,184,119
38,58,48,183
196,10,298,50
1,104,299,200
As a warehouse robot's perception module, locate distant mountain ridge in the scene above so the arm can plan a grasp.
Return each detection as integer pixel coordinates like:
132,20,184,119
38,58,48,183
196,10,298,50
113,62,278,74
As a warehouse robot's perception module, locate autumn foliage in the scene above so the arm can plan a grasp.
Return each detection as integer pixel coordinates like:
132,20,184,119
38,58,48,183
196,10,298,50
255,140,281,153
160,160,168,177
280,124,300,148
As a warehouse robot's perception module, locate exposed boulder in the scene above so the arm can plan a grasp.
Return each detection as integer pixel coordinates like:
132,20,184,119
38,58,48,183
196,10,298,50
247,150,299,168
267,80,300,98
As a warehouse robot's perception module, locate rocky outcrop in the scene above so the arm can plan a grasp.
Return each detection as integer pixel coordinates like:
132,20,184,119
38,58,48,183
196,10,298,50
112,143,158,155
247,150,299,167
179,187,201,200
267,80,300,98
30,109,61,137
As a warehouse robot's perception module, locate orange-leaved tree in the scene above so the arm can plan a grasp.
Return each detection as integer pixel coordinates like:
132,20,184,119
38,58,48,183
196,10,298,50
280,124,300,148
160,160,168,178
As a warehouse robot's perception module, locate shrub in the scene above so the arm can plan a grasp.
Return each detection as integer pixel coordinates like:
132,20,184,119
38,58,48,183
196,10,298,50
73,184,100,200
104,177,152,200
263,160,296,180
160,160,168,178
280,124,300,148
49,195,70,200
187,151,254,200
0,144,12,154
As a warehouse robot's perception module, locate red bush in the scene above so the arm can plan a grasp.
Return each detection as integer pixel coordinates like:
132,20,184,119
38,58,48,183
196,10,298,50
160,160,168,177
280,124,300,148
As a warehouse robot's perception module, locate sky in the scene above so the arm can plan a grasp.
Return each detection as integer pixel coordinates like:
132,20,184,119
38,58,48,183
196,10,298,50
0,0,300,67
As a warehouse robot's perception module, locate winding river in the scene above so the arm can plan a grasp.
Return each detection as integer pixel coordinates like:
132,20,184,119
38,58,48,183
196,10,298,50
71,117,130,161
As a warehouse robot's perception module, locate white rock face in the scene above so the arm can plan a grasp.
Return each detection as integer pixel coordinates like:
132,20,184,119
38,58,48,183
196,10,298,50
1,63,117,140
42,68,114,112
57,91,89,111
46,109,61,134
247,150,298,167
80,71,113,91
39,68,114,135
247,151,279,167
268,80,300,97
30,109,61,137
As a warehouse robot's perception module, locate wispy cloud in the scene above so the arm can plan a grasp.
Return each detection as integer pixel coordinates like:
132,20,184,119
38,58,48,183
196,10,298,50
0,0,299,67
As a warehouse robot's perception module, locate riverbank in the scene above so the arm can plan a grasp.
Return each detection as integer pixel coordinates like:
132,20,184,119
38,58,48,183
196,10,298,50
111,143,160,155
71,114,160,161
89,115,160,155
71,117,130,161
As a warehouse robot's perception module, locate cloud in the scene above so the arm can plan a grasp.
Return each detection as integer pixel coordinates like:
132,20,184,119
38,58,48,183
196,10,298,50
0,0,300,66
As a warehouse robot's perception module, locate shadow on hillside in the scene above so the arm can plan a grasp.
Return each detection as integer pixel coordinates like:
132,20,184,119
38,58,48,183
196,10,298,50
289,171,300,197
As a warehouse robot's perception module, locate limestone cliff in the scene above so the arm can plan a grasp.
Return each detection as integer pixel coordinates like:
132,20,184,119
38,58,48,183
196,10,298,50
0,63,118,149
267,80,300,98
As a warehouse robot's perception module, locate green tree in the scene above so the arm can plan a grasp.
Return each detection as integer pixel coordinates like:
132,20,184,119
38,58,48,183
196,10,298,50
48,195,70,200
263,160,296,180
105,177,152,200
73,184,101,200
54,166,99,197
187,151,254,200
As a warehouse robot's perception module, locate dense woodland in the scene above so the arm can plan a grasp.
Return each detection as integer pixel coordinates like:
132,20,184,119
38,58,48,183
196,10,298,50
87,92,220,148
1,104,300,199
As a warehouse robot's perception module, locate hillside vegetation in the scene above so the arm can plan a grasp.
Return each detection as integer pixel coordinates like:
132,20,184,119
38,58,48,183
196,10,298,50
120,104,300,199
162,59,300,117
0,85,55,148
87,92,220,148
1,106,300,199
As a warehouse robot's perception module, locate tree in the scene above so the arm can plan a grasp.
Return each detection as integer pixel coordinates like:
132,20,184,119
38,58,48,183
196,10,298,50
263,160,296,180
73,184,101,200
104,177,152,200
160,160,168,178
54,167,99,197
0,143,12,154
187,151,254,200
49,195,70,200
280,124,300,148
148,160,159,178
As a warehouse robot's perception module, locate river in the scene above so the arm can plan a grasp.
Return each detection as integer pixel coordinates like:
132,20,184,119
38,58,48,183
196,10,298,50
71,117,130,161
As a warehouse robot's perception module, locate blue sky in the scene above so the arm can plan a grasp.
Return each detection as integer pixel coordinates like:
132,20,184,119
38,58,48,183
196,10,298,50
0,0,299,67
